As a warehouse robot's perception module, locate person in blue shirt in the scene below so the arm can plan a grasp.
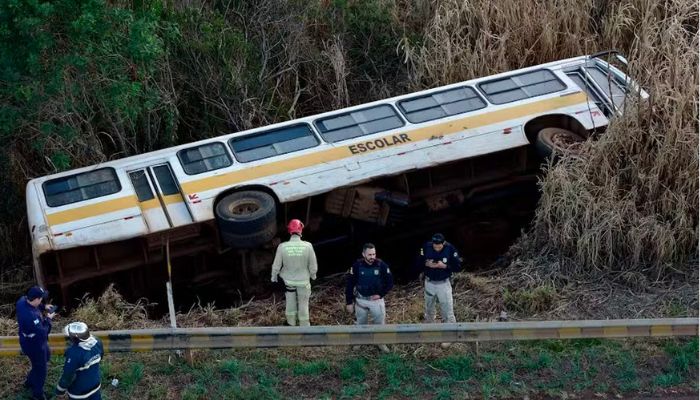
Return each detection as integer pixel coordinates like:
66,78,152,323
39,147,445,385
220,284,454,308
416,233,462,347
345,243,393,352
16,285,55,400
55,322,104,400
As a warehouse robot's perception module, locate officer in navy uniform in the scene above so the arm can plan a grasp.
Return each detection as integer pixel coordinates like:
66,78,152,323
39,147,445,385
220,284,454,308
16,285,55,400
55,322,104,400
417,233,462,348
345,243,393,353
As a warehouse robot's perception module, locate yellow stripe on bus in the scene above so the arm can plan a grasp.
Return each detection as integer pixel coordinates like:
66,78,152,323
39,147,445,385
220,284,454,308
161,194,184,205
46,195,139,226
46,92,588,227
139,195,182,211
180,92,588,194
139,199,161,210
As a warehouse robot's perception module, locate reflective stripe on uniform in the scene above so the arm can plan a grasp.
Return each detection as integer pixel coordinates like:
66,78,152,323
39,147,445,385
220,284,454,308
76,355,101,371
67,384,101,399
284,279,310,286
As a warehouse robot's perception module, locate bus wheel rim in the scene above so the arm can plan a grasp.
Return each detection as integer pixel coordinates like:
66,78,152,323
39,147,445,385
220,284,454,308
229,201,261,215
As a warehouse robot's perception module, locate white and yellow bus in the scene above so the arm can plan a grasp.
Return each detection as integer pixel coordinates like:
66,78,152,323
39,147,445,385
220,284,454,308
26,51,645,303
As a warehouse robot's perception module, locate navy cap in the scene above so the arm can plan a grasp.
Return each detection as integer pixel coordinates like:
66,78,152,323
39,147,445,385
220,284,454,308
27,286,48,301
431,233,445,244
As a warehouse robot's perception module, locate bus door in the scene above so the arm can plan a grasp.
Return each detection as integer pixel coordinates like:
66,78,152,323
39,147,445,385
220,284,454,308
128,163,193,231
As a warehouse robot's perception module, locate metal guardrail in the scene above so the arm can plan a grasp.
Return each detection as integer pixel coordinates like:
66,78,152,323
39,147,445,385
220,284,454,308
1,318,696,356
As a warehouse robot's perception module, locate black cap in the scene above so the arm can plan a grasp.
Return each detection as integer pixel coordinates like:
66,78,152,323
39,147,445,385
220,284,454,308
27,286,48,301
431,233,445,244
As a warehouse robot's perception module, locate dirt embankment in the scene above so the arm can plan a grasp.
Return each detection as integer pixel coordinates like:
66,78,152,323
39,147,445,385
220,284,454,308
1,267,696,336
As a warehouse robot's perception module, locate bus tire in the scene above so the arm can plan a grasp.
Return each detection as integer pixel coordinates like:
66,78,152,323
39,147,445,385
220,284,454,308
215,191,277,245
535,127,585,159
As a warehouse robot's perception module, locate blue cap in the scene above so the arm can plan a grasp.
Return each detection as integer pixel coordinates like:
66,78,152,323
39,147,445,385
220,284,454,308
431,233,445,244
27,286,48,301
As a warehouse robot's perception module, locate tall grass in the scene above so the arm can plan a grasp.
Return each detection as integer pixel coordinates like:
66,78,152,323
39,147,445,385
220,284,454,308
400,0,698,279
401,0,601,87
527,0,698,280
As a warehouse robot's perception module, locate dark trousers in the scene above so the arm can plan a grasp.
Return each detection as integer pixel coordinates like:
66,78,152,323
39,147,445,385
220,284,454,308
20,339,50,398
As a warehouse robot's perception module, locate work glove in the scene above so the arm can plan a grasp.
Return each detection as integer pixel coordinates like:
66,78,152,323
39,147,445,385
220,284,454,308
271,276,278,283
310,274,316,281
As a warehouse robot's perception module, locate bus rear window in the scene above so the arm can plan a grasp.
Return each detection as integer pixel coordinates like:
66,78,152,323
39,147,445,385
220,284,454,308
566,71,612,117
398,86,486,123
585,66,628,110
315,105,404,143
479,69,566,104
229,124,319,163
43,168,121,207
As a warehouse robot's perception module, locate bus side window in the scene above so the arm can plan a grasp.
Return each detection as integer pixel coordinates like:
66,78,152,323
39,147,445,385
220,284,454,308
398,86,487,124
229,123,320,163
177,142,233,175
314,104,404,143
129,170,155,201
479,69,566,105
43,168,122,207
153,165,181,195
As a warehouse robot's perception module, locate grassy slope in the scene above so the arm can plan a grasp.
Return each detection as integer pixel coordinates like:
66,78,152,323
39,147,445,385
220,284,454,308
0,338,697,399
0,269,696,399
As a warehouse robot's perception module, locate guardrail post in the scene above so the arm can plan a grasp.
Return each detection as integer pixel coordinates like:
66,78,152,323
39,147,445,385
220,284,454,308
165,238,194,365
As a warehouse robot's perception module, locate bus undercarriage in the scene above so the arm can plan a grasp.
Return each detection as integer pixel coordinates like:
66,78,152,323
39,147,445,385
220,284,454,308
38,146,541,308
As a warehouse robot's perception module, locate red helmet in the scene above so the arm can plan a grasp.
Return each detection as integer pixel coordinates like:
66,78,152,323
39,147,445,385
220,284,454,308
287,219,304,235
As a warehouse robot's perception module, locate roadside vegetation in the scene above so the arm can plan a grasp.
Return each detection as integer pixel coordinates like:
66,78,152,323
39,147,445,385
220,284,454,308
1,336,697,399
0,0,696,398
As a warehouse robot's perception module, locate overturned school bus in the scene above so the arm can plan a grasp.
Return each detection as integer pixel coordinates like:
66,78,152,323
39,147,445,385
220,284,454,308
26,52,646,305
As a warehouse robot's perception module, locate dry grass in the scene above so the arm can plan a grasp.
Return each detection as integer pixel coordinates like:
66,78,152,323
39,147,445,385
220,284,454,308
503,283,559,315
69,284,157,331
399,0,698,283
1,268,695,337
401,0,602,88
1,284,158,335
173,272,510,329
0,265,33,315
0,317,16,337
522,0,698,280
